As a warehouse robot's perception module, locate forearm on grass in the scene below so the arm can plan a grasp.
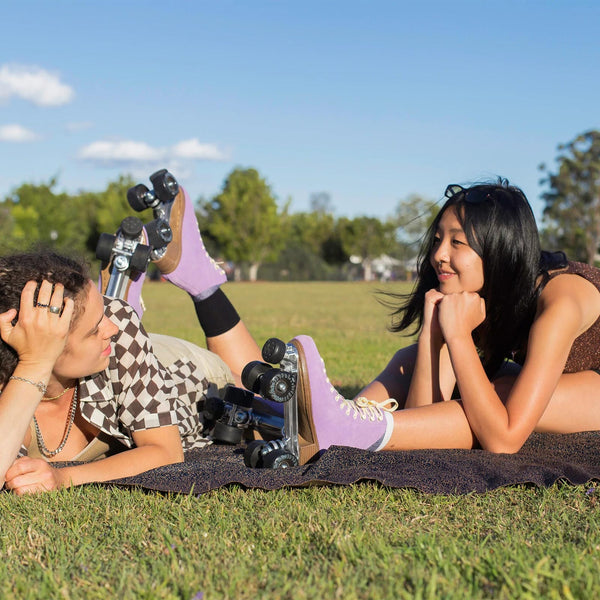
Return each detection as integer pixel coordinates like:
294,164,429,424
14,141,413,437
56,426,184,488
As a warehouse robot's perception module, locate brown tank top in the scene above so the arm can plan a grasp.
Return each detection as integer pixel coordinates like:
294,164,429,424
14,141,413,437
546,261,600,373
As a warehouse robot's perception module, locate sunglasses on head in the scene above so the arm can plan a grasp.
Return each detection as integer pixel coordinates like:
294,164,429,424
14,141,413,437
444,184,492,204
445,184,464,199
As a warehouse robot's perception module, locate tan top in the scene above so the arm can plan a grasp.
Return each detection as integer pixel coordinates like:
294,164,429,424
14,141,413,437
27,421,127,462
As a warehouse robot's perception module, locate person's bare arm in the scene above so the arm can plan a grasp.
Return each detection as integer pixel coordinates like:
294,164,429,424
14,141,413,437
4,425,184,494
442,275,600,453
0,281,73,486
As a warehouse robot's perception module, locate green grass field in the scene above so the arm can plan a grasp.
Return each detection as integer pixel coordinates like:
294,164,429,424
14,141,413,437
1,281,599,599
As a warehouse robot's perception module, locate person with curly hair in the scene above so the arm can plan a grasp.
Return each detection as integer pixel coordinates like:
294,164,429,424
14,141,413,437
0,185,265,493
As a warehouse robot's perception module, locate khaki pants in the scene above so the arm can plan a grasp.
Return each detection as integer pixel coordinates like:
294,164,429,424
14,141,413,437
149,333,235,397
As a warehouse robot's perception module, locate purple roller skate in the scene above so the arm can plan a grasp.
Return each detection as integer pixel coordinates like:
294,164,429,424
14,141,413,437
153,185,226,297
291,335,397,463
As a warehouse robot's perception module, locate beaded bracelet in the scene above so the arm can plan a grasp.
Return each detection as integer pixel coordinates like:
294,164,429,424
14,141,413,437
8,376,47,395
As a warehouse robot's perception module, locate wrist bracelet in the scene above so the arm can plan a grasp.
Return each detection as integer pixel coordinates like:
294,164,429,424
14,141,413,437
8,376,48,395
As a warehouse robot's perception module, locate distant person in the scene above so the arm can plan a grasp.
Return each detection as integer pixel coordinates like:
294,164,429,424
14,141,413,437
0,186,267,493
291,180,600,461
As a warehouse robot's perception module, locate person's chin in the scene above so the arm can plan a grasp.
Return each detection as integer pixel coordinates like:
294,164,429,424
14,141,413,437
91,356,111,375
438,282,459,294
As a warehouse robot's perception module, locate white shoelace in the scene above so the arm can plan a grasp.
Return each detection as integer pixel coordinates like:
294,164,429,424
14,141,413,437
336,395,397,421
319,357,398,421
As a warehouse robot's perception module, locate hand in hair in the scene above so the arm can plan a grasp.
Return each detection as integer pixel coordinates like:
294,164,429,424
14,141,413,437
0,280,75,373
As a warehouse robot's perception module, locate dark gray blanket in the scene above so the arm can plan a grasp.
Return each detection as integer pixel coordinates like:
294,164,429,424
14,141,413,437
107,431,600,495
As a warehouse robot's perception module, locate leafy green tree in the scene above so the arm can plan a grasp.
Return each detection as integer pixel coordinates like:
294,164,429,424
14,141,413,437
203,168,288,281
309,191,335,215
89,174,140,248
261,212,341,281
1,177,93,256
338,216,397,280
0,207,15,254
539,130,600,264
288,211,336,257
395,194,438,242
394,194,439,277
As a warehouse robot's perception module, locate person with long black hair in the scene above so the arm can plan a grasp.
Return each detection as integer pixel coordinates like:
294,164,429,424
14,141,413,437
292,180,600,462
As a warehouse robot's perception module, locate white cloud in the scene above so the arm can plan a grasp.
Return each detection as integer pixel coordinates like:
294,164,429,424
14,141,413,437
78,138,229,168
0,64,74,107
0,124,39,142
65,121,93,133
78,140,164,166
172,138,227,160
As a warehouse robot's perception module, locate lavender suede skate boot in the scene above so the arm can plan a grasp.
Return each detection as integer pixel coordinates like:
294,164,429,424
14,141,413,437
291,335,397,464
154,185,226,297
98,267,146,318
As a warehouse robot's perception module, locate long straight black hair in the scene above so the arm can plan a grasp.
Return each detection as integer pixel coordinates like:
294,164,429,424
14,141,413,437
389,180,552,375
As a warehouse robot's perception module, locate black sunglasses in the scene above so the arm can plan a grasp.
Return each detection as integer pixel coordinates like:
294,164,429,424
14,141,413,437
444,184,491,204
445,184,465,199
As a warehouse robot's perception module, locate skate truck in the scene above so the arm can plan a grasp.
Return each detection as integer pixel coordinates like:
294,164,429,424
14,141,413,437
203,337,302,469
202,385,284,445
96,169,179,298
238,337,302,469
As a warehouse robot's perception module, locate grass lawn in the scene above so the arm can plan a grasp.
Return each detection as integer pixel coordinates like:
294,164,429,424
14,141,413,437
1,281,599,599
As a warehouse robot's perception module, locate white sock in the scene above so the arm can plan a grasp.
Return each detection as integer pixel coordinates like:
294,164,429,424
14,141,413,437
373,412,394,451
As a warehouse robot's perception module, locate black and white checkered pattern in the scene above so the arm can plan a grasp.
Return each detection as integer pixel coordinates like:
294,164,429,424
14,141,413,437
19,297,212,458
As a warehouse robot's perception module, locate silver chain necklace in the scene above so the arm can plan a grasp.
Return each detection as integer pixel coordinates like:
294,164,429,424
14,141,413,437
33,386,78,458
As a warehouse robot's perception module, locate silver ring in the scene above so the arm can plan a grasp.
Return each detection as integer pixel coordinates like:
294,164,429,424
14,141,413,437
48,305,61,314
36,302,49,308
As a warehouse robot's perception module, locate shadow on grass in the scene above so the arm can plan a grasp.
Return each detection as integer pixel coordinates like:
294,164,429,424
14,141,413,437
337,385,362,399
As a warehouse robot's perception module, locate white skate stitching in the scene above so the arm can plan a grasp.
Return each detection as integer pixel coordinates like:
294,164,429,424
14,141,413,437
200,240,225,273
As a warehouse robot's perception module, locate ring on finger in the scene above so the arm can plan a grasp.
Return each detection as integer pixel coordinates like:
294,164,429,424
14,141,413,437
36,302,49,308
48,305,61,314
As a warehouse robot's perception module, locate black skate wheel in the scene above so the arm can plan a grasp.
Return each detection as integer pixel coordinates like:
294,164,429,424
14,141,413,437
262,449,298,469
145,218,173,250
127,183,152,211
203,397,225,421
244,440,267,468
241,361,271,394
150,169,179,202
260,369,296,403
261,338,287,363
130,244,152,272
119,216,144,240
95,233,116,263
212,421,243,445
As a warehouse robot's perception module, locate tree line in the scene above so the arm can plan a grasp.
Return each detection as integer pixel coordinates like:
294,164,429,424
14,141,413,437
2,129,599,280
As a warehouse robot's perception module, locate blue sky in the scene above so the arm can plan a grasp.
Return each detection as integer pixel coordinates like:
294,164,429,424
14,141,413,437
1,0,598,222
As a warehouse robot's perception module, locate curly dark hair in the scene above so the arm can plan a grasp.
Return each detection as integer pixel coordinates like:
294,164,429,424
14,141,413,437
0,251,90,387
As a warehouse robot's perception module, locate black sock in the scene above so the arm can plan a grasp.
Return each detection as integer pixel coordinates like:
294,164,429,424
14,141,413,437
193,289,241,337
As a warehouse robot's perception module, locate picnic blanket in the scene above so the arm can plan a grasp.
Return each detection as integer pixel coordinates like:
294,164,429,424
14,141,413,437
106,431,600,495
